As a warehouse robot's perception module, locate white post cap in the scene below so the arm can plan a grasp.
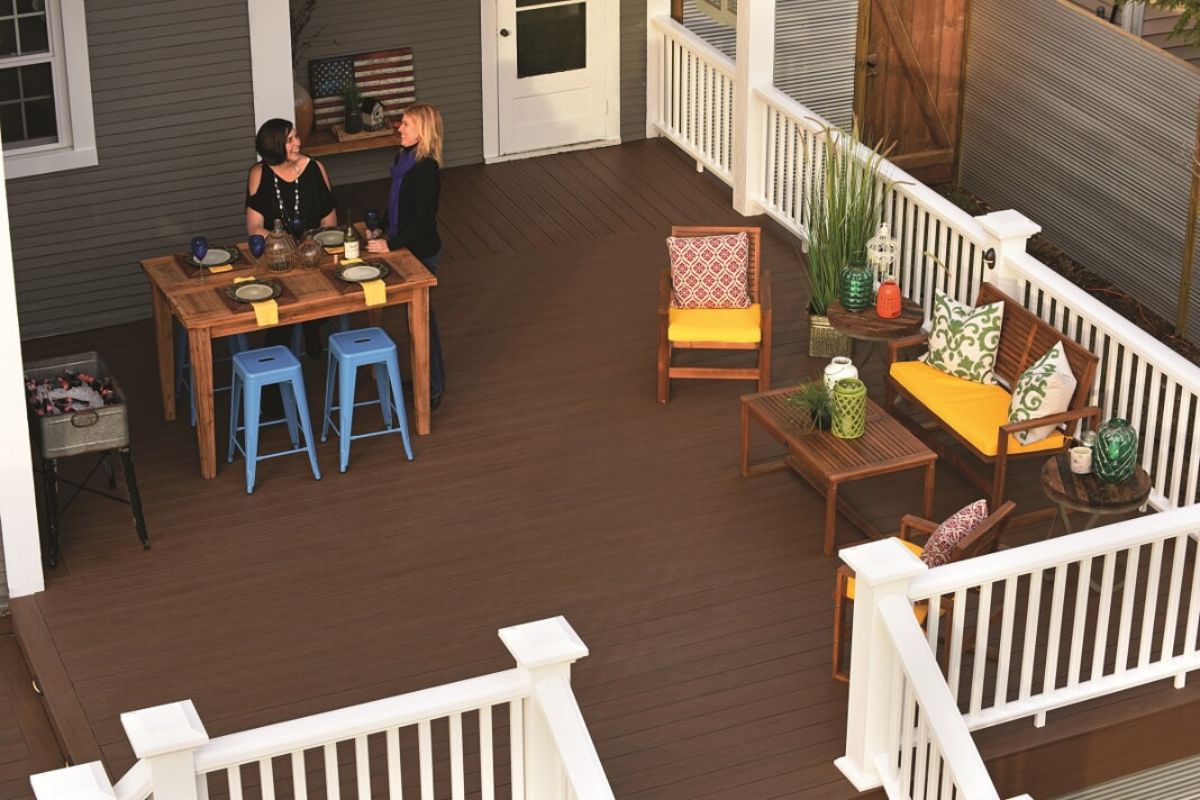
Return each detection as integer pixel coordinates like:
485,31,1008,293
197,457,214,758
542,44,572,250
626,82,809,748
976,209,1041,241
499,616,588,670
120,699,209,759
30,762,115,799
839,537,927,584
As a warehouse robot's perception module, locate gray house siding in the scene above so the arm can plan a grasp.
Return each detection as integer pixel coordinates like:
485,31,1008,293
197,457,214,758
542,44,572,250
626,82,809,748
8,0,257,340
621,0,648,142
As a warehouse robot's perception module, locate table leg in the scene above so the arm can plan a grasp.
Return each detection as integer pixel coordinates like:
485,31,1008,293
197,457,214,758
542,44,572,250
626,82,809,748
151,284,176,421
409,289,431,435
41,458,59,567
188,327,217,479
740,403,750,477
824,482,840,557
922,461,935,520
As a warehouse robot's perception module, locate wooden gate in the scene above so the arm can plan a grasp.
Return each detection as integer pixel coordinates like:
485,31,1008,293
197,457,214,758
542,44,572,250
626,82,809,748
854,0,969,184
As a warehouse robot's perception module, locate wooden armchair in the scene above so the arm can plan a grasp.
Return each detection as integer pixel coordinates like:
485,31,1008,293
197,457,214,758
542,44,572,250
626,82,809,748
657,226,771,403
831,500,1017,682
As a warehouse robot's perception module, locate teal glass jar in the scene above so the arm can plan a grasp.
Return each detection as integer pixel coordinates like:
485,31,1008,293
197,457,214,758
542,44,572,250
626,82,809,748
839,255,874,312
1092,418,1138,484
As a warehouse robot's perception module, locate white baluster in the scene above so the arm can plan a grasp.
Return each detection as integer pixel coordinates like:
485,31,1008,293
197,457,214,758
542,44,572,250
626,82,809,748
120,700,210,800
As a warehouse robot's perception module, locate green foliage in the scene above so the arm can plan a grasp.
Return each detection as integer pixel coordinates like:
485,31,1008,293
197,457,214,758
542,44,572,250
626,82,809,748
341,80,362,113
806,124,891,315
785,378,833,431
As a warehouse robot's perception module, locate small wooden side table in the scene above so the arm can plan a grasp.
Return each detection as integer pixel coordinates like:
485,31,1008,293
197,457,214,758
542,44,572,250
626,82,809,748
1040,455,1151,534
826,297,924,366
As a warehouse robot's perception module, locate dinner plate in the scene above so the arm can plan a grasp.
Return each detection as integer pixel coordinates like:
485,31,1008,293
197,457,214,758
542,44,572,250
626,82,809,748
225,279,282,303
335,262,390,283
313,229,345,247
185,245,241,269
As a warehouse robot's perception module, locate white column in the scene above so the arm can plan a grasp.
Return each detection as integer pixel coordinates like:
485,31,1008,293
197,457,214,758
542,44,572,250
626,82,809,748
645,0,672,139
976,209,1042,298
833,538,927,791
247,0,295,130
30,762,115,800
499,616,590,800
121,700,210,800
731,0,775,215
0,118,44,598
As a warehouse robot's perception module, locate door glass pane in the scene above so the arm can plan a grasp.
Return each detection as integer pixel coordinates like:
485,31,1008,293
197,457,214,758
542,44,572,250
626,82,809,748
516,2,585,79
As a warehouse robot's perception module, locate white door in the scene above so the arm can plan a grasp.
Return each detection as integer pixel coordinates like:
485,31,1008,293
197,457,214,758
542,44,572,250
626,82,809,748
495,0,610,155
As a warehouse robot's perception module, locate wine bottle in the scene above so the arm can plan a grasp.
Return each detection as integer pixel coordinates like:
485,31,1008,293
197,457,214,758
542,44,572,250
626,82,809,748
343,211,360,260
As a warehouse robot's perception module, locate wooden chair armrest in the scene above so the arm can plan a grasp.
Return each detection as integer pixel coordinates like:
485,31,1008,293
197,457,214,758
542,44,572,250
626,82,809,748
998,405,1102,437
898,514,939,542
887,332,929,364
759,264,772,312
658,265,672,315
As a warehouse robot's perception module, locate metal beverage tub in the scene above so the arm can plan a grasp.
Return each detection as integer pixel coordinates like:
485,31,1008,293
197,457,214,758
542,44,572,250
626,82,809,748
24,351,129,459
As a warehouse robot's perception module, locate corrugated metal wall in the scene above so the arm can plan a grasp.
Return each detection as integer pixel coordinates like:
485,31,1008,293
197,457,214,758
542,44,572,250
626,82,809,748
681,0,857,129
7,0,257,340
1054,752,1200,799
959,0,1200,343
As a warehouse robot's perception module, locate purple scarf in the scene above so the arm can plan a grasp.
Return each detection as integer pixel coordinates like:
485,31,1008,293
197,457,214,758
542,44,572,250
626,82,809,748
386,147,419,240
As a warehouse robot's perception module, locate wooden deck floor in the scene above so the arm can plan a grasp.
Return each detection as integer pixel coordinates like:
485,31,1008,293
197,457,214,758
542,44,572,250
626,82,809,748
8,140,1198,799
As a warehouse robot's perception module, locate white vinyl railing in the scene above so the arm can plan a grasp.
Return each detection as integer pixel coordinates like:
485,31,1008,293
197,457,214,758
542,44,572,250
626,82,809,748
648,4,1200,798
30,618,614,800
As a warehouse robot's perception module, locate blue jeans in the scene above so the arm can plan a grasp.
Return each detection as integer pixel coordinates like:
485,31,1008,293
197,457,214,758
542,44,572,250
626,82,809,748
419,252,445,399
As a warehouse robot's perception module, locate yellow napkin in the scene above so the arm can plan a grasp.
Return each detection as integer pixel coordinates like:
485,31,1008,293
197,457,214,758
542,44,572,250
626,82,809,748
340,258,363,266
233,277,279,326
323,246,344,255
361,279,387,306
208,264,233,274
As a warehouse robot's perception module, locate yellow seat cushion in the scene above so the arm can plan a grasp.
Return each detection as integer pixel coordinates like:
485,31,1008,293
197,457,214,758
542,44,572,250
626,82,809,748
668,304,761,344
890,361,1068,457
845,538,928,624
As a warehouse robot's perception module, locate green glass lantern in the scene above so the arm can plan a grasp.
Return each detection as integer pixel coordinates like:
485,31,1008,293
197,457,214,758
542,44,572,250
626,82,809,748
839,254,873,312
831,378,867,439
1092,418,1138,484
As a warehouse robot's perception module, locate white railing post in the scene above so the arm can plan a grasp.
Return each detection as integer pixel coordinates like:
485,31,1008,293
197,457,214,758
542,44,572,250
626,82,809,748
500,616,590,800
731,0,775,215
976,209,1042,298
30,762,115,800
834,538,928,791
645,0,671,139
121,700,209,799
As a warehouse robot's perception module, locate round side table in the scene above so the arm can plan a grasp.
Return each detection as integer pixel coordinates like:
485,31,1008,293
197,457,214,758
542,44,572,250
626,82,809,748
1040,454,1151,534
826,297,924,366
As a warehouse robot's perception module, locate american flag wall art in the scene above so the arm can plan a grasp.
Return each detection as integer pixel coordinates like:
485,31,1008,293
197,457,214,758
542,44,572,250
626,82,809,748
309,48,417,131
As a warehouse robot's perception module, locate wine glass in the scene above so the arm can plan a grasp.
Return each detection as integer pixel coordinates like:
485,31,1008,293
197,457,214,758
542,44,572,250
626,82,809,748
248,234,266,259
365,208,380,238
190,236,208,263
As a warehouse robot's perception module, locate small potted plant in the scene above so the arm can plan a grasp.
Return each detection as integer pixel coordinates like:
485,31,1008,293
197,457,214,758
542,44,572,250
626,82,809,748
785,378,834,432
342,80,363,134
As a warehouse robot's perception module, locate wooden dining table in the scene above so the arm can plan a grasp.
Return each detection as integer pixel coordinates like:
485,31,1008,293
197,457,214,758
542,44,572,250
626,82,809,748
140,243,437,479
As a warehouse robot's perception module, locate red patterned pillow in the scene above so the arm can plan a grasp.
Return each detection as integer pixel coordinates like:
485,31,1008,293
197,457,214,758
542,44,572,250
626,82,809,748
666,232,751,309
920,499,989,568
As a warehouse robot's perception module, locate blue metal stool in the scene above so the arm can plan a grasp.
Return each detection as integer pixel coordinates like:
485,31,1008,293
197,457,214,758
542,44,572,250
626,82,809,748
321,327,414,472
227,346,322,493
174,322,249,427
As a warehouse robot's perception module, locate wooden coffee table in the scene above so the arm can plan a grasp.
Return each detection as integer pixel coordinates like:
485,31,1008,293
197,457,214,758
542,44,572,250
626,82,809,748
740,387,937,556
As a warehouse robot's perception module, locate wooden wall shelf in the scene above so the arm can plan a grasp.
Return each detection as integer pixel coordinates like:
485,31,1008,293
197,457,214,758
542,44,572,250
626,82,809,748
303,127,403,157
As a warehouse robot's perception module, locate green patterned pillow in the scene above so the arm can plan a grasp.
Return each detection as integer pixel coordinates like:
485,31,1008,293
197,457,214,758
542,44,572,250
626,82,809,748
1008,342,1077,445
920,291,1004,384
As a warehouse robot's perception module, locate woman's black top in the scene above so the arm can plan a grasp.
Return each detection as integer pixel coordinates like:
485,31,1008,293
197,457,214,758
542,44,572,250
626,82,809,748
388,156,442,259
246,158,336,232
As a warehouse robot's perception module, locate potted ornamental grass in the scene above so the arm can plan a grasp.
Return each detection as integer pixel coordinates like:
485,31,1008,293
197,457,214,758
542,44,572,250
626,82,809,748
805,123,892,357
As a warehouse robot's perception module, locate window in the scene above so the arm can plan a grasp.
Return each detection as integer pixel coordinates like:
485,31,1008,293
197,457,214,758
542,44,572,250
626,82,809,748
0,0,94,179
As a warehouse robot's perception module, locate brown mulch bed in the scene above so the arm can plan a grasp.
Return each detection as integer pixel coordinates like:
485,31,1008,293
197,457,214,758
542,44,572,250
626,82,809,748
933,184,1200,367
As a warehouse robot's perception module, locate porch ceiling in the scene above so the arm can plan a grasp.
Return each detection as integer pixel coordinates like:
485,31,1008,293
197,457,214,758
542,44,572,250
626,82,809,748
9,139,1194,800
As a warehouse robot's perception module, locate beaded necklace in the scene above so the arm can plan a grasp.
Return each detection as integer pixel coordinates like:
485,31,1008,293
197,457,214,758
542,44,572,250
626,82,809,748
272,159,303,231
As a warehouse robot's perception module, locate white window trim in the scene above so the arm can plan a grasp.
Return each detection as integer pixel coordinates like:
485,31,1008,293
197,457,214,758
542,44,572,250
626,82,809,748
2,0,96,179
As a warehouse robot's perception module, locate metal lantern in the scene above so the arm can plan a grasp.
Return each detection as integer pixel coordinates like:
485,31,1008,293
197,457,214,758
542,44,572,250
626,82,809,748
866,223,898,291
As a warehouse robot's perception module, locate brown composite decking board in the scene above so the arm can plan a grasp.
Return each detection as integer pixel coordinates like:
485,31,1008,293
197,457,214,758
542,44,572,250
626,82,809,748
0,617,61,800
8,139,1195,800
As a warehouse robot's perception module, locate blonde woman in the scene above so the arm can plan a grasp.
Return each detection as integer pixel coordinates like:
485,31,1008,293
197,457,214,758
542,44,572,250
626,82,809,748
366,104,445,408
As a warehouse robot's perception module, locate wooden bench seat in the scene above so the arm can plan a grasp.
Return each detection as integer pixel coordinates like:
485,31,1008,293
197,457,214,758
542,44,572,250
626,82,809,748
884,283,1101,514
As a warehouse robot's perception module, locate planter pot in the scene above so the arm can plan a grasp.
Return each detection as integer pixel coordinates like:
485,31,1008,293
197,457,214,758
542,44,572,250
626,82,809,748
344,112,363,134
293,81,314,141
808,313,852,359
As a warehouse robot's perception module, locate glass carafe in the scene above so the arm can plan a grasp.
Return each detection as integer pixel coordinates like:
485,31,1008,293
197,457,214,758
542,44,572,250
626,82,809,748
264,219,295,273
296,232,323,269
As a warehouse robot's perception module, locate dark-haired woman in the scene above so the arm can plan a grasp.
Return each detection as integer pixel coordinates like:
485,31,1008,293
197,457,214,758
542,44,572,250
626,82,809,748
245,118,337,356
365,104,446,409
